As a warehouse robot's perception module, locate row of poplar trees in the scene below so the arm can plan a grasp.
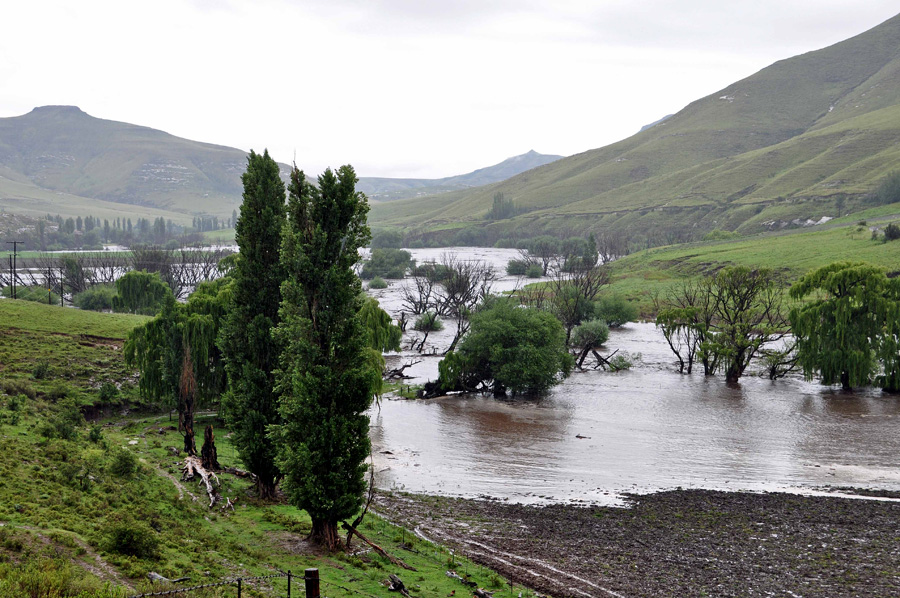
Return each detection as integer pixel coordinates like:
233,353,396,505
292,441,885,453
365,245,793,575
220,150,379,550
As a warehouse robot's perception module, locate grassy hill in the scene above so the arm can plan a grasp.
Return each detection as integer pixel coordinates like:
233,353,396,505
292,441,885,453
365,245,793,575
0,107,559,224
602,212,900,316
370,12,900,246
0,106,250,221
0,299,536,597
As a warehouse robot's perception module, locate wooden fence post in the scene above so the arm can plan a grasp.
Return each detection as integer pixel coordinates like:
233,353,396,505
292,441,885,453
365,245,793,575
287,570,292,598
305,568,320,598
236,577,242,598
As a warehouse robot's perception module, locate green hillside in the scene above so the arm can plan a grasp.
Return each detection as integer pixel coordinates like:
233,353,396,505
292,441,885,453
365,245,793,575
603,213,900,316
0,106,251,220
370,12,900,246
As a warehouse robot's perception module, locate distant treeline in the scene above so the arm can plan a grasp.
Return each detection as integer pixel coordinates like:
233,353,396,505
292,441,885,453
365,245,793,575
2,210,237,252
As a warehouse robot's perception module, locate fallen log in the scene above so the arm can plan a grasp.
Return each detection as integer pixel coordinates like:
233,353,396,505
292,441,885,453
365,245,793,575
388,573,411,598
341,522,417,571
181,455,219,508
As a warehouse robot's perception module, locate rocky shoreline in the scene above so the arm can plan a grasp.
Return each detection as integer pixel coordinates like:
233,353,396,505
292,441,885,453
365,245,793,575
374,489,900,598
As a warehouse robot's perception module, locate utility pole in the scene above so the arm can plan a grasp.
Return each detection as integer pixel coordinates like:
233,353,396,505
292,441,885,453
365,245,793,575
6,241,22,299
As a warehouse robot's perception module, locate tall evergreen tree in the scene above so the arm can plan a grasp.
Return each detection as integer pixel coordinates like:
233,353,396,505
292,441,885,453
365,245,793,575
273,165,380,550
219,149,286,499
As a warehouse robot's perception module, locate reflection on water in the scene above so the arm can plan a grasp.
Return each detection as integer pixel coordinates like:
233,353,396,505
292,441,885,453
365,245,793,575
368,248,900,504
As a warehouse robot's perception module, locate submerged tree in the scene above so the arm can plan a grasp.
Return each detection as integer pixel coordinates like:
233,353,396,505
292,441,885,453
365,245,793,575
219,149,287,499
789,262,899,391
438,298,573,396
273,165,381,551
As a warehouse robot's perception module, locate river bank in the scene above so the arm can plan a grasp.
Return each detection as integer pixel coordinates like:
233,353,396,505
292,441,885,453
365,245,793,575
374,488,900,598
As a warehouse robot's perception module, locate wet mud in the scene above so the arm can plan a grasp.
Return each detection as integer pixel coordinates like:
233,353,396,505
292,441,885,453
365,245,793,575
375,489,900,598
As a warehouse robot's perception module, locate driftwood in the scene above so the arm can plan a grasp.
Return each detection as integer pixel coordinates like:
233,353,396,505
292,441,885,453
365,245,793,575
446,570,477,588
387,574,411,597
182,455,219,507
383,360,421,380
221,466,256,479
148,572,190,584
474,589,494,598
342,523,417,571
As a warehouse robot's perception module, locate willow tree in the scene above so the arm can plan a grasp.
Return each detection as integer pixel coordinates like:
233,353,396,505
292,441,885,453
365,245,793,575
789,262,898,391
125,279,229,454
219,149,286,499
273,165,380,551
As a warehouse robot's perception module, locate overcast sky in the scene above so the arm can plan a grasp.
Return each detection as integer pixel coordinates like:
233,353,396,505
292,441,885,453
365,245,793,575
2,1,898,178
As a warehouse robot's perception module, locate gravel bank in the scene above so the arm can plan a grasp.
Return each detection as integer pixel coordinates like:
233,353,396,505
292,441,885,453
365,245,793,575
374,489,900,598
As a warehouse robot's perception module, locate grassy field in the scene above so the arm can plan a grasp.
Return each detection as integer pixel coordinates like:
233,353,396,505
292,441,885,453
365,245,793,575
0,300,535,598
604,220,900,316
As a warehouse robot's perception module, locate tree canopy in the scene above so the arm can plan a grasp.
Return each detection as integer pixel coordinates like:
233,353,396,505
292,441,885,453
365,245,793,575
438,298,573,396
272,165,380,551
219,149,287,499
789,262,900,391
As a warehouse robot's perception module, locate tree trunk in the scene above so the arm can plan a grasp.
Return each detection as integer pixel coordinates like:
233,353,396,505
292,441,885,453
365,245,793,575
841,371,851,391
200,425,220,470
256,477,278,500
310,518,341,552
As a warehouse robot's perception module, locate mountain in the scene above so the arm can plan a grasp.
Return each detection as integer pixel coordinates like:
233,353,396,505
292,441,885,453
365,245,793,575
356,150,564,201
0,106,561,223
0,105,254,222
370,13,900,246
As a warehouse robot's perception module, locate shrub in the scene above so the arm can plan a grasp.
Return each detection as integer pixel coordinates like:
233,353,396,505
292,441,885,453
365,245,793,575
525,264,543,278
89,424,104,443
884,223,900,241
594,294,639,328
39,398,83,440
108,448,138,479
98,382,119,402
870,171,900,206
46,380,69,402
73,283,118,311
361,249,414,279
32,360,51,380
1,380,35,400
411,262,450,281
506,259,529,276
368,276,388,289
413,312,443,332
571,319,610,349
370,230,404,249
103,515,159,559
608,352,639,371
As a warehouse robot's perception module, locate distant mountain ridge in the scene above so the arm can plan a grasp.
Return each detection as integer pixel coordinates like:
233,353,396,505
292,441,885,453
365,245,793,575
0,106,561,221
370,12,900,246
356,150,564,201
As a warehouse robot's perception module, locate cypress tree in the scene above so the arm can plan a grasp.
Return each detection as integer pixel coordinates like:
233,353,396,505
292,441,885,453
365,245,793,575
273,165,380,550
219,149,286,499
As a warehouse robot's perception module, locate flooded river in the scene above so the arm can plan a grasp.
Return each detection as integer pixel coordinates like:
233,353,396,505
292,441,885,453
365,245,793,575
368,248,900,504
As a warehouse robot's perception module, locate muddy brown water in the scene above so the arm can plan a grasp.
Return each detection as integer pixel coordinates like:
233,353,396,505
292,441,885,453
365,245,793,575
368,248,900,505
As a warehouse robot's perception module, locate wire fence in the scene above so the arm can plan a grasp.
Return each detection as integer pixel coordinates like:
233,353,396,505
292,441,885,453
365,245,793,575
127,571,295,598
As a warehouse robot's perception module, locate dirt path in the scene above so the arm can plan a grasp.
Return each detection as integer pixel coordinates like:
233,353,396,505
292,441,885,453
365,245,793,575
374,489,900,598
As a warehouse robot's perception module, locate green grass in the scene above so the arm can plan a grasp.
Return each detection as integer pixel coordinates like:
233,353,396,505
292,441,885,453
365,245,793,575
201,228,236,244
0,299,539,598
603,221,900,316
370,14,900,244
